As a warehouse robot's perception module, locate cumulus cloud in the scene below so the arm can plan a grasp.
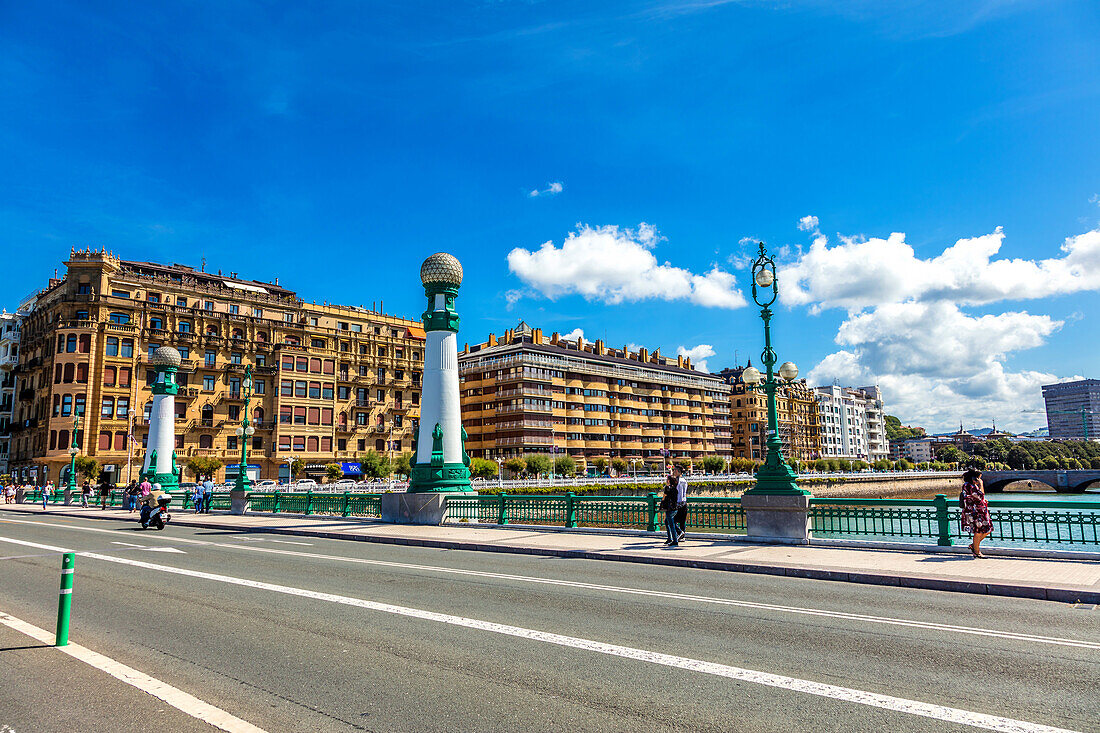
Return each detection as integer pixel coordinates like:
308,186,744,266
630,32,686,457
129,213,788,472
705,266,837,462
528,181,564,198
561,327,586,344
797,215,819,232
677,344,716,372
794,222,1100,432
507,223,747,309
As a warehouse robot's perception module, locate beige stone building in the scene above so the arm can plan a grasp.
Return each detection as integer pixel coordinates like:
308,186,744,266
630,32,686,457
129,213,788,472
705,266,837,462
716,365,822,464
458,322,731,474
8,250,423,485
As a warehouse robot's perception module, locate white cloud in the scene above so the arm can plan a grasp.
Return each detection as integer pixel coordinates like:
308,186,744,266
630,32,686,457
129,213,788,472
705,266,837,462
794,221,1100,432
528,181,564,198
782,226,1100,312
797,215,819,232
677,344,716,372
1090,193,1099,206
561,327,586,344
507,223,747,309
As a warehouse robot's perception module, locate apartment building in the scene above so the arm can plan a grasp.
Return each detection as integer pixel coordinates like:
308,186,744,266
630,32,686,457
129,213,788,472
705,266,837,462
715,365,822,464
1042,379,1100,440
458,322,731,472
813,384,889,462
0,301,34,475
7,249,423,485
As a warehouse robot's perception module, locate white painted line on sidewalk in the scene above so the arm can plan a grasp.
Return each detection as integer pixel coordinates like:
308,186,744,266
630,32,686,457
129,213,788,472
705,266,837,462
3,532,1072,733
0,609,266,732
4,515,1097,651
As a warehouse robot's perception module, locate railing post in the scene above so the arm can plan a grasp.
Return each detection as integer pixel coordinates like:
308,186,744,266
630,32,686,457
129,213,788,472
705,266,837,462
55,552,75,647
306,489,314,515
183,491,190,510
273,490,280,513
646,492,659,533
342,491,350,517
566,492,577,528
934,493,953,546
498,492,508,525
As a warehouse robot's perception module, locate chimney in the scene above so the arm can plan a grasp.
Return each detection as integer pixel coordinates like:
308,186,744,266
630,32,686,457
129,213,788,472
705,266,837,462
594,339,604,355
638,347,648,362
532,328,542,343
488,333,497,347
550,332,560,345
677,355,684,368
651,347,660,363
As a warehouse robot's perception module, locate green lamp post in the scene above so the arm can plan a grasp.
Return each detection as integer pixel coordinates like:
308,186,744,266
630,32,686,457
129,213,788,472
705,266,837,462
740,243,808,496
233,364,255,495
65,414,80,501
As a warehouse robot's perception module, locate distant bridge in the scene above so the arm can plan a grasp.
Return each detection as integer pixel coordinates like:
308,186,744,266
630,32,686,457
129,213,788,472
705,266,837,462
981,470,1100,494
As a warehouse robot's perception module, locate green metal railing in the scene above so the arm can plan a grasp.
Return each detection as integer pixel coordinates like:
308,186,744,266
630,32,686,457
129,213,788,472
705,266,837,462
244,491,383,518
446,494,746,533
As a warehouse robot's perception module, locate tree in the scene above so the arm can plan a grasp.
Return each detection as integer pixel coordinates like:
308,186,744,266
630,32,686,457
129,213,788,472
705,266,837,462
611,457,627,476
935,445,965,465
673,457,692,473
524,453,552,477
470,458,498,480
592,457,609,475
885,415,924,441
393,452,413,478
324,463,343,483
702,456,725,474
186,456,222,481
286,457,304,479
554,455,577,477
360,450,391,479
0,474,10,486
503,457,526,477
74,455,99,482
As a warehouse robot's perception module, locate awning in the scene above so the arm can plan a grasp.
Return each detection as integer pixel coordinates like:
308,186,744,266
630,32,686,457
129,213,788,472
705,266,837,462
407,326,426,340
223,280,269,294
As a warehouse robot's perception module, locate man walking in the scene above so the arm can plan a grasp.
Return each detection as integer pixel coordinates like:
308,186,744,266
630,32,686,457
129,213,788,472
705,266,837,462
673,465,688,542
41,480,53,509
201,476,214,513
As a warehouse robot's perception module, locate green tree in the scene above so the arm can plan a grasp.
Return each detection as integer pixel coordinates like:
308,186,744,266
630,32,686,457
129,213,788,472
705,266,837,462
324,463,343,483
524,453,552,477
591,457,609,475
186,456,222,481
610,457,627,475
554,455,577,477
74,455,99,481
393,452,413,478
0,474,10,486
286,457,304,479
470,458,498,480
1038,456,1060,470
360,450,392,479
503,457,527,477
702,456,725,474
935,445,965,465
885,415,924,441
672,457,692,473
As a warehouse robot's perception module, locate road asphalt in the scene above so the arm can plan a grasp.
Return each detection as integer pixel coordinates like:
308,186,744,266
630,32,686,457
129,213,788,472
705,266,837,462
0,511,1097,732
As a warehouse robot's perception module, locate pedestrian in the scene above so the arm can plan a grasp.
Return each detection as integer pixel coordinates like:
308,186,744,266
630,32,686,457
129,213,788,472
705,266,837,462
98,471,114,509
41,480,53,509
661,474,679,546
673,465,688,542
960,468,993,558
80,480,91,508
201,476,214,513
138,476,152,510
192,484,203,513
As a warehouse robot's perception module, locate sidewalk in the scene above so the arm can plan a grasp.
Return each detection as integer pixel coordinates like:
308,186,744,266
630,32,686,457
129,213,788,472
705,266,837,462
5,504,1100,604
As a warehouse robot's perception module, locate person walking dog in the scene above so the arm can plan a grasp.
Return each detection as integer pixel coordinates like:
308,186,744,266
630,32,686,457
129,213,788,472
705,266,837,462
961,468,993,558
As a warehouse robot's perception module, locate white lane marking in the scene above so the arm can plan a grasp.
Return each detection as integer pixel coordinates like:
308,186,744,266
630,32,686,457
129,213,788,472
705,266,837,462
4,515,1097,651
0,610,266,733
26,540,1076,733
112,541,147,548
145,546,187,554
269,540,312,546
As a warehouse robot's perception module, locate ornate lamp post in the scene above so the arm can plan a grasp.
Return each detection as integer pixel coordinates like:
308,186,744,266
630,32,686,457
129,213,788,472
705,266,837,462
65,414,80,503
231,364,256,512
741,243,808,496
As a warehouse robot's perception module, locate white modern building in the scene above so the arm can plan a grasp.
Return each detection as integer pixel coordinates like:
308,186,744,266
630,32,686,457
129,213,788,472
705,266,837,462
813,384,889,462
898,438,934,463
0,302,33,476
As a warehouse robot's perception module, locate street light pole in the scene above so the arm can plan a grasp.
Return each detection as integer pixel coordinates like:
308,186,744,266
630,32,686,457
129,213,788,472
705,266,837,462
742,243,807,496
66,414,80,499
229,364,255,514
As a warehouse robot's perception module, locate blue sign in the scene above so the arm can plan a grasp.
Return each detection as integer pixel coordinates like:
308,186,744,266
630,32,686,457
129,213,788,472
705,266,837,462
341,462,362,475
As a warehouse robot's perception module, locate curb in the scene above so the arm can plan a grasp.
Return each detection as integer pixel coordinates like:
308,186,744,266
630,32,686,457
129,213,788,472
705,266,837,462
6,506,1099,604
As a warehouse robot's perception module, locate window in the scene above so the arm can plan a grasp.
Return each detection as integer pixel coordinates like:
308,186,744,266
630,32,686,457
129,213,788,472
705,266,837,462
54,364,63,383
281,380,292,396
178,321,191,333
256,354,266,366
63,363,74,383
293,406,306,425
252,436,263,450
111,290,130,298
231,352,242,364
104,366,116,386
116,398,129,418
307,407,320,424
350,323,361,333
204,301,214,311
338,438,347,451
150,317,164,330
199,435,213,449
322,359,335,374
144,402,152,420
357,439,366,451
231,329,243,340
337,385,350,400
228,405,240,421
177,346,189,359
74,394,86,416
293,436,305,451
254,380,265,395
295,380,307,398
229,377,240,395
176,297,187,307
281,355,294,370
114,431,126,451
284,313,294,323
377,389,385,402
308,382,320,399
309,318,319,327
356,411,368,426
78,334,91,353
75,363,87,383
228,304,239,315
99,431,111,451
307,436,319,452
205,350,216,367
227,436,237,450
321,407,333,425
147,293,160,304
321,383,333,399
121,339,134,357
378,347,387,357
101,397,114,418
295,357,308,371
253,308,262,317
119,367,131,387
340,341,350,352
309,357,321,373
396,348,404,359
279,436,291,451
280,406,292,424
109,313,130,325
66,335,77,352
203,375,216,391
105,337,119,356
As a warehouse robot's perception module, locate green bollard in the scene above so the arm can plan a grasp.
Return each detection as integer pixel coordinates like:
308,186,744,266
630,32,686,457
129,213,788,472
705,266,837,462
55,552,75,646
934,494,953,546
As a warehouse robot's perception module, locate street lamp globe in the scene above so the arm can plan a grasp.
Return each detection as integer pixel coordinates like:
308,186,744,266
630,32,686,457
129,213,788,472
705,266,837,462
245,426,255,437
754,268,775,288
235,427,244,437
778,361,799,381
242,378,252,391
69,446,78,457
741,366,763,386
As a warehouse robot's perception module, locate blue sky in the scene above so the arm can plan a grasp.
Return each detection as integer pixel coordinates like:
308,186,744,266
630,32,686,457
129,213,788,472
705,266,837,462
1,1,1098,432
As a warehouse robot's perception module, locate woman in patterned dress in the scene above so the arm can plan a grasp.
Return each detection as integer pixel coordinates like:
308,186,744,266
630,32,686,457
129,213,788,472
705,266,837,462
961,469,993,557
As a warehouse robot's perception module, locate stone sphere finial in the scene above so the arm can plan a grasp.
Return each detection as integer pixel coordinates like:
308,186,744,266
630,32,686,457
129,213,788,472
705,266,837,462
149,345,182,368
420,252,463,287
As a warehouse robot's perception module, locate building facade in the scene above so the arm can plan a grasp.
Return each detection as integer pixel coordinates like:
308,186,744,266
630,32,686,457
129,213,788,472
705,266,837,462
7,250,424,485
715,366,822,464
1042,379,1100,440
458,323,731,473
0,302,34,475
813,384,889,462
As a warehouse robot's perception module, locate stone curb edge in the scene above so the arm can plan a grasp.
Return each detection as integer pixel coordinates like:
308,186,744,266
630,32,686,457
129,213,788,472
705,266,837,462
8,507,1097,605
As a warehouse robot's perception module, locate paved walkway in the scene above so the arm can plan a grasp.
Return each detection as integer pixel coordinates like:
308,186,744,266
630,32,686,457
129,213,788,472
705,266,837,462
5,503,1100,603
